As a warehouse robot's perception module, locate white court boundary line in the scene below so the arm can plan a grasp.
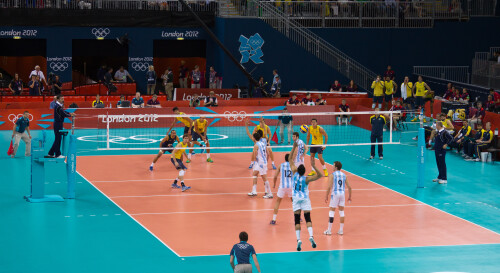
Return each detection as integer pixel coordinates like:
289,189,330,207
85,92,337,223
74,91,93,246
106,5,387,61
76,171,182,258
130,204,425,216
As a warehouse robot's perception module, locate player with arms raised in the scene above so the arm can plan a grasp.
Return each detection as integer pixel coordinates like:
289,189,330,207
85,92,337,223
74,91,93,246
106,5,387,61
291,132,308,166
191,116,213,163
248,132,273,198
170,135,192,192
169,107,194,162
252,117,277,170
306,118,329,177
289,144,323,251
150,129,180,171
324,161,351,236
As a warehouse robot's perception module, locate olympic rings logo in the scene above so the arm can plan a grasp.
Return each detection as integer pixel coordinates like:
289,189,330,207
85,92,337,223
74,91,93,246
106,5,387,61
91,28,110,38
131,62,149,72
8,113,34,124
224,111,246,122
49,62,69,72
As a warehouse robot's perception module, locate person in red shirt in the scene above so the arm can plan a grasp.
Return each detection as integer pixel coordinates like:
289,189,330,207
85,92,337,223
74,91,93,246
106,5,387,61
443,83,453,100
330,80,342,92
301,93,315,106
490,88,500,113
383,65,395,80
337,99,351,125
286,94,300,106
390,100,405,131
316,93,327,105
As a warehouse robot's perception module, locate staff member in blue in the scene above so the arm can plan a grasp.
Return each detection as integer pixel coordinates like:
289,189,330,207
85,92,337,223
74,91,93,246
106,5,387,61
369,108,386,160
230,231,261,273
46,95,75,158
433,121,453,184
11,111,32,158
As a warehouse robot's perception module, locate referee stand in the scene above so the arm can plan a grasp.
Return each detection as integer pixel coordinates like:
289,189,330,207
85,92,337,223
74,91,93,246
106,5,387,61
24,119,77,203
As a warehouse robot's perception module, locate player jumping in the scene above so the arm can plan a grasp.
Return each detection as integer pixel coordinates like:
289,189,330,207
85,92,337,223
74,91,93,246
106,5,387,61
270,154,293,224
248,132,273,198
191,116,213,163
170,135,192,192
306,118,329,177
288,152,323,251
291,132,308,167
169,107,193,162
324,161,352,236
150,129,180,171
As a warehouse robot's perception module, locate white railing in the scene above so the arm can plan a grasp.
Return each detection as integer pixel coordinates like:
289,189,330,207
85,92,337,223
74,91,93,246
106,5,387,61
471,51,500,89
413,66,470,83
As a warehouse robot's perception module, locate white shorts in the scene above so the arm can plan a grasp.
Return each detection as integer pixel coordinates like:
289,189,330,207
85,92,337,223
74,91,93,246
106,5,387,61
292,198,312,212
329,193,345,208
277,187,293,198
252,162,267,175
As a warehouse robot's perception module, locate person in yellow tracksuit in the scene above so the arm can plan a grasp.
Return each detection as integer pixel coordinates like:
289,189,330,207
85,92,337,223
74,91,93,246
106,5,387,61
383,76,397,110
371,75,385,109
412,76,432,112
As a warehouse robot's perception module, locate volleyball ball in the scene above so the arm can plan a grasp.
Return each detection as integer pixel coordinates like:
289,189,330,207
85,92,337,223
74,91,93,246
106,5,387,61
300,124,308,134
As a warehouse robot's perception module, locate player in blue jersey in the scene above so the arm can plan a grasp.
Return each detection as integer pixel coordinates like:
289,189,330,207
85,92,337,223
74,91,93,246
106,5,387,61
248,132,273,198
290,132,308,167
289,145,323,251
270,154,294,225
150,129,179,171
324,161,352,235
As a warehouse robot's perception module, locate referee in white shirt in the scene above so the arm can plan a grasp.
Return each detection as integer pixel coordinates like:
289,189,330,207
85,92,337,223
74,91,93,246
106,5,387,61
29,65,48,87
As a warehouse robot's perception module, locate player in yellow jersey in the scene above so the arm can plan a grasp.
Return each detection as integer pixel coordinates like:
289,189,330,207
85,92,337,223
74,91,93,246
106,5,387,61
371,75,385,109
250,117,277,169
191,116,213,163
170,135,191,192
169,107,194,162
306,118,329,177
411,76,432,117
383,76,397,111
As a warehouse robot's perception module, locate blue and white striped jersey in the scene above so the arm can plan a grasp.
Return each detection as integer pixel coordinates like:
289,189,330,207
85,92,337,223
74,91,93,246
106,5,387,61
295,139,305,164
279,162,293,189
331,170,347,196
292,172,309,199
256,140,267,165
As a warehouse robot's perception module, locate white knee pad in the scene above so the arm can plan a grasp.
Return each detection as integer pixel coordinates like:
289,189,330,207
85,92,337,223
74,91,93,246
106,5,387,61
179,170,185,176
329,210,335,217
339,210,345,217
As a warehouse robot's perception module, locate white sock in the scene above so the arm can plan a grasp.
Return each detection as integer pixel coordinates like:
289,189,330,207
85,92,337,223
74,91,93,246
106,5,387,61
295,229,301,240
252,184,257,193
307,227,313,237
340,223,344,231
322,165,326,170
272,161,275,165
188,153,192,160
372,103,375,109
264,181,271,194
328,222,332,231
272,214,277,221
206,153,210,159
150,163,154,167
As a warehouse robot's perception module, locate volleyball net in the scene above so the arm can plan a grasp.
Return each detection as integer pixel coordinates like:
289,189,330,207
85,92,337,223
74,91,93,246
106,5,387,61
80,109,403,151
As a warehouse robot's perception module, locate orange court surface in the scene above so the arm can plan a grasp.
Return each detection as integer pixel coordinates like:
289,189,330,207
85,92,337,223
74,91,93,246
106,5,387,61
77,152,500,257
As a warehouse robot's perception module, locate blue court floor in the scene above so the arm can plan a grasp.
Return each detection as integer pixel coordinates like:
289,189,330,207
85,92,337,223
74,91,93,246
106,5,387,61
1,125,500,273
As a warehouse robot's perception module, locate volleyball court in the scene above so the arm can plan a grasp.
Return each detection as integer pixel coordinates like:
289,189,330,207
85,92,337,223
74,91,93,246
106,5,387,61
76,108,500,257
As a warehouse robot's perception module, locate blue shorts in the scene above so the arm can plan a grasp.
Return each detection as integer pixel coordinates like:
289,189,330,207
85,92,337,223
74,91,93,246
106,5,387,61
373,96,383,104
415,96,424,107
171,158,187,170
310,146,323,154
192,131,207,141
183,126,193,135
385,94,393,102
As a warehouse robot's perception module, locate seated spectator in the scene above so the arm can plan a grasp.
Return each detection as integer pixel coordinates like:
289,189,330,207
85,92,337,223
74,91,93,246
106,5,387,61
316,93,327,105
384,65,395,80
114,66,134,83
465,122,494,162
390,100,405,130
286,94,300,106
9,73,23,95
485,95,496,112
337,99,351,125
253,76,267,98
28,75,40,96
147,94,161,108
49,96,57,109
204,91,218,107
131,92,144,108
450,87,460,101
462,122,483,158
345,80,358,92
459,88,470,103
52,75,62,95
190,93,201,107
301,93,315,106
490,88,500,113
443,83,453,100
117,95,129,108
468,101,485,130
104,68,117,95
92,94,104,108
330,80,342,92
270,76,281,98
449,119,471,154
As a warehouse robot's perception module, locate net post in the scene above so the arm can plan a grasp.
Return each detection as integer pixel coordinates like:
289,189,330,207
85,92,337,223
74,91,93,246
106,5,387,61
389,111,393,143
417,108,425,188
106,112,110,150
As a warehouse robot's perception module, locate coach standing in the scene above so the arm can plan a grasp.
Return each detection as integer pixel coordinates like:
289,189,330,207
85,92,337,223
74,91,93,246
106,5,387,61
46,95,75,158
370,108,386,160
433,121,453,184
230,231,261,273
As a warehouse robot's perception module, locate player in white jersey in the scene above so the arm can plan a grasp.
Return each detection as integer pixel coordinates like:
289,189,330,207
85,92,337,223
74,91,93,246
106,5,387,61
324,161,352,236
245,118,277,170
291,132,307,166
289,145,323,251
270,154,294,225
248,132,273,198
